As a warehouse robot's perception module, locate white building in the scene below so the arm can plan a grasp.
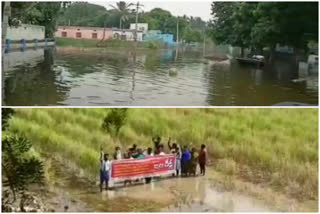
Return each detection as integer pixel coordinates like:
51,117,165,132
112,29,144,41
129,23,148,33
6,24,45,41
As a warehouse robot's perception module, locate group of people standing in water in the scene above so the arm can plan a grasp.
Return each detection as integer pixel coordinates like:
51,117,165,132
100,136,208,191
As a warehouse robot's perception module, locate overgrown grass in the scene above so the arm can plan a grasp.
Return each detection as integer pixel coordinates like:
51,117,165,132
56,38,98,48
6,108,318,200
56,38,169,49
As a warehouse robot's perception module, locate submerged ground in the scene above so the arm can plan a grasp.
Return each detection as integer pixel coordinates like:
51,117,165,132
4,108,318,212
2,45,318,106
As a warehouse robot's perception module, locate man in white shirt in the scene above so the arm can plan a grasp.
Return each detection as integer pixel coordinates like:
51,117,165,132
113,146,122,160
100,153,111,192
159,144,165,155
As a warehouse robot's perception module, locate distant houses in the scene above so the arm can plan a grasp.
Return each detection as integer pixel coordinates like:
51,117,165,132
55,26,113,40
112,29,144,41
55,23,175,45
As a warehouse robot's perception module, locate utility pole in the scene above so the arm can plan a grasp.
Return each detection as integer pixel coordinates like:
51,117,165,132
176,18,179,44
2,2,11,47
134,2,140,42
175,18,179,61
2,2,10,105
203,29,206,57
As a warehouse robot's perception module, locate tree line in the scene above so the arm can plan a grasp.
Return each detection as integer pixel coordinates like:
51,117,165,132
209,2,318,57
4,2,318,52
57,2,207,43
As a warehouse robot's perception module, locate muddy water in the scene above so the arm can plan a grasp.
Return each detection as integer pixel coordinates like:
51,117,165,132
112,177,273,212
50,172,274,212
3,47,318,106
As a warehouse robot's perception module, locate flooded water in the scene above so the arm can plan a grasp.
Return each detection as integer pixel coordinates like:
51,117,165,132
2,47,318,106
41,160,317,212
53,174,275,212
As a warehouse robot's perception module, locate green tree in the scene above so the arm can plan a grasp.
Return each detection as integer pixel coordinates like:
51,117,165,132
102,109,128,137
210,2,318,57
57,2,107,27
210,2,257,56
183,26,202,43
2,108,15,131
2,135,44,202
9,2,69,37
251,2,318,56
109,1,134,29
2,109,44,208
139,8,189,41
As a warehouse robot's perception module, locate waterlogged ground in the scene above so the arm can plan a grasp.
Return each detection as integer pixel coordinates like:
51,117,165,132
48,173,275,212
39,161,318,213
3,47,318,106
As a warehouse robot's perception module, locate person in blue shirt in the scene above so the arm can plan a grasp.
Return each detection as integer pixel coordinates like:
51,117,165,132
181,146,191,176
135,148,145,159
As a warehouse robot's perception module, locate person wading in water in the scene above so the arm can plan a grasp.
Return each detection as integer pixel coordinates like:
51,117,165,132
198,144,208,176
181,146,191,176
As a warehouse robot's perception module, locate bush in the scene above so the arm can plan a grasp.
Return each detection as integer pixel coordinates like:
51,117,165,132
2,134,44,201
102,109,128,137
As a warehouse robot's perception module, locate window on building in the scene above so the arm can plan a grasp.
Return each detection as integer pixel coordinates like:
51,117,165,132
92,33,98,39
76,32,82,38
62,32,67,37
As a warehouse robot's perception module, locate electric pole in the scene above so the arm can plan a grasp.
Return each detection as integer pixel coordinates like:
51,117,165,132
134,2,140,42
176,18,179,44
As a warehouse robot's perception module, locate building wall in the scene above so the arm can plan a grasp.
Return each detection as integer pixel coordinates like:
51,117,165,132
112,30,144,41
6,24,45,41
55,26,113,40
144,32,175,45
129,23,148,33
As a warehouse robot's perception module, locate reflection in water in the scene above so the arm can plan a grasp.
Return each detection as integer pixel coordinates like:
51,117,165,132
91,177,273,212
2,47,318,106
3,48,69,106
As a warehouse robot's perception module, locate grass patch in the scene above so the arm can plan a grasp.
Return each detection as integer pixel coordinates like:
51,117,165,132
56,38,169,49
56,38,98,48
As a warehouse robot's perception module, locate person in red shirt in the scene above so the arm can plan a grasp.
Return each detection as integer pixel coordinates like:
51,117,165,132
198,144,208,176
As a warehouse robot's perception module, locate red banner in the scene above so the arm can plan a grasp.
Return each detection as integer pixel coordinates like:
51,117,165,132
111,155,176,181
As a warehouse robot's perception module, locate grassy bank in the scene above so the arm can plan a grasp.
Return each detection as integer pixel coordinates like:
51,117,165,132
6,108,318,200
56,38,169,49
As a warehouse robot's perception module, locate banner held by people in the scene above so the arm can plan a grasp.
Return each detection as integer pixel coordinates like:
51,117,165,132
110,155,176,182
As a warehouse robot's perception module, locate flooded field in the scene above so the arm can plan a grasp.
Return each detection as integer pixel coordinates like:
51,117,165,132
48,169,276,212
44,165,316,212
2,47,318,106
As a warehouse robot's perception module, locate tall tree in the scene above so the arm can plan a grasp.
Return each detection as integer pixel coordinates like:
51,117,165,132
9,2,69,37
109,1,134,29
210,2,318,57
2,109,44,210
102,109,128,137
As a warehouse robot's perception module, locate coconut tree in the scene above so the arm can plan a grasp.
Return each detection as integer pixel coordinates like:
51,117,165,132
109,1,134,29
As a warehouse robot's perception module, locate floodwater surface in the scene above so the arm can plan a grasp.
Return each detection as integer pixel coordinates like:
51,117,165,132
39,162,317,212
2,47,318,106
52,174,275,212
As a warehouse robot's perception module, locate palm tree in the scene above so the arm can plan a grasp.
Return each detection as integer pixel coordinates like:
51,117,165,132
109,1,134,29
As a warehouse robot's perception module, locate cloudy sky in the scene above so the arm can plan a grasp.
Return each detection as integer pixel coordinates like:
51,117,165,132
92,1,212,21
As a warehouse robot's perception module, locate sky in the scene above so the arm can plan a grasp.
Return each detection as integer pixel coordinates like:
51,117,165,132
92,1,212,21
